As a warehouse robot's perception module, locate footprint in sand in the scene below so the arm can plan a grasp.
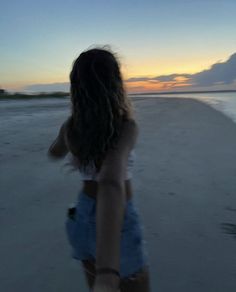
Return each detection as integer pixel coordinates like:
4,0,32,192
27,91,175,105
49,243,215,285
168,191,176,196
225,206,236,213
220,222,236,239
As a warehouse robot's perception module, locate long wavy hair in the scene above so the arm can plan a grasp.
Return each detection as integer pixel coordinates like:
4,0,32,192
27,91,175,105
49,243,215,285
65,45,135,173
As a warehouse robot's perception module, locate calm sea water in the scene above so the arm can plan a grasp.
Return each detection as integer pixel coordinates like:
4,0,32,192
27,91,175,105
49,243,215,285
131,92,236,124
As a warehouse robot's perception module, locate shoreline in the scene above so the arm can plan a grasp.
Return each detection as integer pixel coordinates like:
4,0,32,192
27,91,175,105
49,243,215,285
1,92,236,126
1,88,236,99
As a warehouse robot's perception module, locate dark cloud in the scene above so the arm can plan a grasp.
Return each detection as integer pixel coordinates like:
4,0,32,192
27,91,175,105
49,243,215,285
125,77,151,82
25,82,69,92
192,53,236,86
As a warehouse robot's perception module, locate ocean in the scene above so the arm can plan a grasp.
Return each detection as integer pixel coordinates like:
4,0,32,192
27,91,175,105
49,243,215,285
131,92,236,124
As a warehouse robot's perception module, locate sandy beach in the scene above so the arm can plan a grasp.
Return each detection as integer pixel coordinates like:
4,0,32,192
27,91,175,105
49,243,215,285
0,96,236,292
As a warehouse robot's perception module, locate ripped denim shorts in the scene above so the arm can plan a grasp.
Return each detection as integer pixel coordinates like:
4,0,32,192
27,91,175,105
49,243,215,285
65,189,149,279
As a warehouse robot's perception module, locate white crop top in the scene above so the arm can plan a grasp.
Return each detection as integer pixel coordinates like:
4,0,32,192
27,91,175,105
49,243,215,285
72,148,136,181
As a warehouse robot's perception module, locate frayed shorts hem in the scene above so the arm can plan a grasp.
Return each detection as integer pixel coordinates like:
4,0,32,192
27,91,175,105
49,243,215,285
65,189,149,279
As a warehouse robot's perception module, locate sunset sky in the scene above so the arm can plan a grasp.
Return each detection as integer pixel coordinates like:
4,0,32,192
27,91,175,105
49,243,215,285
1,0,236,93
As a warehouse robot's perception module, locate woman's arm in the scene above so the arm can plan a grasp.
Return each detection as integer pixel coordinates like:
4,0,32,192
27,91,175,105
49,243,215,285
47,118,71,159
94,120,139,290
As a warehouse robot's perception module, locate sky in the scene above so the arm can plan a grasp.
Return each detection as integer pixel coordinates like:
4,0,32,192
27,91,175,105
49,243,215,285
1,0,236,93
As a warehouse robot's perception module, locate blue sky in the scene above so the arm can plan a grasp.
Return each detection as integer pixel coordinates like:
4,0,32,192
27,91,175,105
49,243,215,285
1,0,236,92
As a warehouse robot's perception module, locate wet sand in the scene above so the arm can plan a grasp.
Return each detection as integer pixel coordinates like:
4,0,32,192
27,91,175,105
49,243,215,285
0,97,236,291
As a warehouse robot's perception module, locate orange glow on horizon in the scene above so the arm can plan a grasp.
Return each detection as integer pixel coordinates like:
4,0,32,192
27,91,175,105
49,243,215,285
121,54,224,80
174,76,190,82
2,52,232,93
125,80,192,93
4,79,193,93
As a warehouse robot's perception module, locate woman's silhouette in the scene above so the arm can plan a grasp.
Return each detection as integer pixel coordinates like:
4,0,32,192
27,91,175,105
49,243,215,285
48,46,150,292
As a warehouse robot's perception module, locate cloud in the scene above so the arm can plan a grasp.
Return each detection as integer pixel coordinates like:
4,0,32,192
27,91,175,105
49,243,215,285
192,53,236,86
24,82,69,93
126,53,236,89
125,77,151,82
126,74,191,83
23,52,236,93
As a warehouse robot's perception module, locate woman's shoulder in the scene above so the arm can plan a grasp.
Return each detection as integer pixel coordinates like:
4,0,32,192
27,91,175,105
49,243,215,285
114,118,138,155
122,117,139,133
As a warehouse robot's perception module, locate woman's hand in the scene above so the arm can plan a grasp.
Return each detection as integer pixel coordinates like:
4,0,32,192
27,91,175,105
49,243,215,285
47,117,71,159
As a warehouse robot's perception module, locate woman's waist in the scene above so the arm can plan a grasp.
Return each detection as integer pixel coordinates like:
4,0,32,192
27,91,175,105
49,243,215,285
81,179,133,201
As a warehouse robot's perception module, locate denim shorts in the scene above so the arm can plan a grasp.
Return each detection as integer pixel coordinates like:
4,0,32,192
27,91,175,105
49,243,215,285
65,189,149,279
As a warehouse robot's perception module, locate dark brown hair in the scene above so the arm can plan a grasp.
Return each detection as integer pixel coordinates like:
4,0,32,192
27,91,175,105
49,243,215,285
65,45,134,172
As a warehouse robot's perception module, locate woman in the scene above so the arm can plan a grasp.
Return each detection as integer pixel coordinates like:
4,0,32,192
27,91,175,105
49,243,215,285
48,46,150,292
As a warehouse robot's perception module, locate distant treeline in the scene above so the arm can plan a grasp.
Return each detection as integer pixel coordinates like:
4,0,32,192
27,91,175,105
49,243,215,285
0,89,69,99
